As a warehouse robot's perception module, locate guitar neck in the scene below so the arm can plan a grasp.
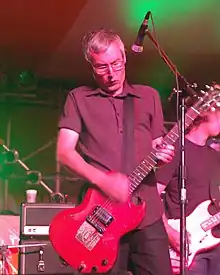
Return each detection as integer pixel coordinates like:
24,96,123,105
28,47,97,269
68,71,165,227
128,104,201,194
201,211,220,232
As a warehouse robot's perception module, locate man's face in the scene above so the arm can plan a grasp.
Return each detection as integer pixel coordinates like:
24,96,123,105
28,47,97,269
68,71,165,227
89,42,126,94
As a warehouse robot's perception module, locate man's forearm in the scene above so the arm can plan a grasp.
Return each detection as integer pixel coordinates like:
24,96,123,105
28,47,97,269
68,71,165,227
57,150,106,188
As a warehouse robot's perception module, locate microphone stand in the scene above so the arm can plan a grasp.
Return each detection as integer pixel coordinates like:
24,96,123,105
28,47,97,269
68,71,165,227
179,96,188,275
145,28,192,275
145,30,197,100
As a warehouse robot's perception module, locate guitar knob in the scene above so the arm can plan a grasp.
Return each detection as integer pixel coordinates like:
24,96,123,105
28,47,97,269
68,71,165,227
78,263,86,272
92,266,98,272
101,259,108,266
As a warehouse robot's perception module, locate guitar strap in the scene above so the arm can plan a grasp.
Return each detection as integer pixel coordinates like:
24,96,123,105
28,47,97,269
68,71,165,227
121,95,135,175
78,94,135,204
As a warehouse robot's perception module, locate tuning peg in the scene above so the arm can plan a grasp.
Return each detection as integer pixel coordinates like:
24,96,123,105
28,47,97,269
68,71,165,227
200,90,206,95
205,85,214,91
205,85,211,89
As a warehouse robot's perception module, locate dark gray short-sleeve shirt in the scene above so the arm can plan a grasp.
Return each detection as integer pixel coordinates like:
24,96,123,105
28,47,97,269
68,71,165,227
59,81,165,226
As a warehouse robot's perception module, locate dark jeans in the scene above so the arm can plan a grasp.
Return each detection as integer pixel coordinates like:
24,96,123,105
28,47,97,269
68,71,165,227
187,244,220,275
109,218,172,275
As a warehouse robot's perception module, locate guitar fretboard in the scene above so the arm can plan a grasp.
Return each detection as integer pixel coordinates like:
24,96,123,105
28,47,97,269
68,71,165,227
128,104,201,194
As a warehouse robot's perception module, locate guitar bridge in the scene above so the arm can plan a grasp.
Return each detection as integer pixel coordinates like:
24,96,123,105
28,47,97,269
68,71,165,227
86,216,105,234
87,206,113,227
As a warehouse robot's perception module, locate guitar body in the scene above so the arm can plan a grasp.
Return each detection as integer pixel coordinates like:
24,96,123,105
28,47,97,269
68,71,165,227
169,200,220,270
49,188,145,273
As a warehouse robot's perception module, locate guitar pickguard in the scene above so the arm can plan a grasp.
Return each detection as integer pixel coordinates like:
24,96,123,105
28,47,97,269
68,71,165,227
75,221,102,251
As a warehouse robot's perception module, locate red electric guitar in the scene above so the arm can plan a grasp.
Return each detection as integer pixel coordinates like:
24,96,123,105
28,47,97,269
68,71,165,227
49,86,220,273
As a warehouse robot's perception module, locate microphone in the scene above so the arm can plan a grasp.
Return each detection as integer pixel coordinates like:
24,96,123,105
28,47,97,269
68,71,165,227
131,11,151,53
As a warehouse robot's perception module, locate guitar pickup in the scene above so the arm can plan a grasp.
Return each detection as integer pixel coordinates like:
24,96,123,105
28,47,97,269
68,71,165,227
85,206,114,234
91,206,113,226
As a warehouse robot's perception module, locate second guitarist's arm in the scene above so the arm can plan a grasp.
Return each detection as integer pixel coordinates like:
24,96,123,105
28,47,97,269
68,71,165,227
157,182,181,252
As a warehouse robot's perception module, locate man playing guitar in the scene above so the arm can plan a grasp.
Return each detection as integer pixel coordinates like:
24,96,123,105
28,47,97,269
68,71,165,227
55,28,174,275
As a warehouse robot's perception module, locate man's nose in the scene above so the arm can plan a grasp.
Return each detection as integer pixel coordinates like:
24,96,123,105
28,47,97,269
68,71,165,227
107,74,113,81
106,64,114,74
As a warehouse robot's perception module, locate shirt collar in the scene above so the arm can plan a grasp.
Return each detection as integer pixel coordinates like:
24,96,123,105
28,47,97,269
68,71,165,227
86,80,140,98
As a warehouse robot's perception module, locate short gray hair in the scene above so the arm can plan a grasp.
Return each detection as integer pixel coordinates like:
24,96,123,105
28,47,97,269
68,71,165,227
82,28,126,63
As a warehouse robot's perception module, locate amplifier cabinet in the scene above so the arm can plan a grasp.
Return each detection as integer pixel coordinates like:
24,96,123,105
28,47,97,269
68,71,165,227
19,203,76,274
20,202,75,236
19,239,76,275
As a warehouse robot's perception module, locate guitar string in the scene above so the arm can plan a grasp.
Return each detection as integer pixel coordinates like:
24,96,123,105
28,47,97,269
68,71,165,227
88,95,217,227
87,160,152,226
88,109,182,224
88,126,188,225
89,149,161,226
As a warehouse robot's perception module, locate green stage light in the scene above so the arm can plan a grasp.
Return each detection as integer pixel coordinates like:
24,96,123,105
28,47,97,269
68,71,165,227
121,0,214,29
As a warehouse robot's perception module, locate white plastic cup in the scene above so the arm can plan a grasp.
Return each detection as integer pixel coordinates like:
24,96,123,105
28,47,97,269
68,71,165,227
26,189,37,203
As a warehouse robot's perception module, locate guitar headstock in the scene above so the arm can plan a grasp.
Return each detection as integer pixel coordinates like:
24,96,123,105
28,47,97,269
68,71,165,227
191,83,220,115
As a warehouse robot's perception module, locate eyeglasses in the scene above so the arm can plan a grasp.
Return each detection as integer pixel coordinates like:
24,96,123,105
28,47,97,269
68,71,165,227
91,60,125,75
